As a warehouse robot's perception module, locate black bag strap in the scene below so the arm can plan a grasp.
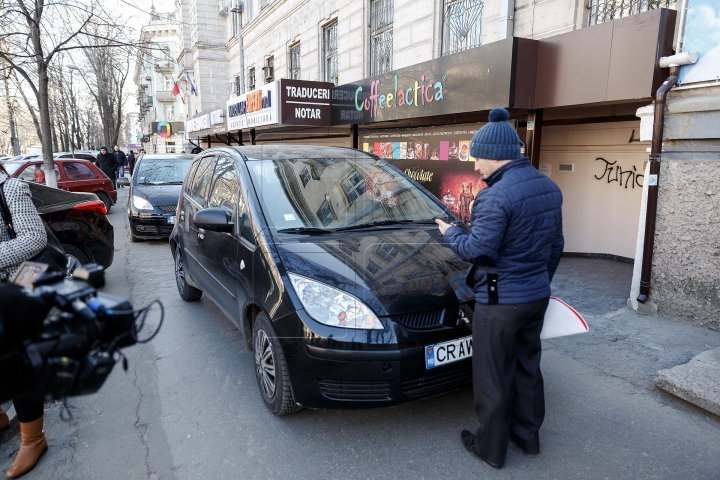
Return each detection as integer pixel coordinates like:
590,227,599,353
0,183,17,240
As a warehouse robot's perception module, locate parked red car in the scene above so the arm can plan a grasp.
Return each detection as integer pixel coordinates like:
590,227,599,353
3,159,117,212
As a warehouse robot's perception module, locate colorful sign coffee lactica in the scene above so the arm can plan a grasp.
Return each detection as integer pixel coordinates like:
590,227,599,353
332,38,517,125
227,81,279,130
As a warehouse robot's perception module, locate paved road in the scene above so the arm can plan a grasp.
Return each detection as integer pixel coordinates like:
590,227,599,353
2,187,720,479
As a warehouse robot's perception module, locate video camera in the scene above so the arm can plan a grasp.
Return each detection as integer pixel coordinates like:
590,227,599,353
0,263,162,404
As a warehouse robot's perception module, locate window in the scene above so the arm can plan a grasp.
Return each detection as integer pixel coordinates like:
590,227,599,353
248,67,256,92
370,0,393,76
231,10,239,37
367,260,380,275
234,75,242,96
263,56,274,83
188,156,216,206
376,242,399,263
588,0,675,26
63,162,97,180
341,171,365,205
316,199,336,226
288,43,301,80
442,0,484,56
323,20,339,85
299,166,311,187
18,164,59,184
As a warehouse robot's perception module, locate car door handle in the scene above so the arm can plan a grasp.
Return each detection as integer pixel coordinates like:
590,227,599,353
198,228,205,240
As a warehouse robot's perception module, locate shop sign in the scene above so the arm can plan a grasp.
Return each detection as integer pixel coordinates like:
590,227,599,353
227,82,279,130
279,79,333,126
151,122,185,137
210,109,225,125
187,114,210,133
332,38,518,125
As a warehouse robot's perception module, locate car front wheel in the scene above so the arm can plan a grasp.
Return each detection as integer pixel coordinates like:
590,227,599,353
253,312,301,416
174,247,202,301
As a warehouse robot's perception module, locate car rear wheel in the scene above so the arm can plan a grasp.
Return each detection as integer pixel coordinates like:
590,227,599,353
253,312,301,416
96,192,112,213
62,244,89,265
174,247,202,301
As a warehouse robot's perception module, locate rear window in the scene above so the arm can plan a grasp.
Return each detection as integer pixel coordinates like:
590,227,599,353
135,158,192,186
3,162,23,176
63,162,97,180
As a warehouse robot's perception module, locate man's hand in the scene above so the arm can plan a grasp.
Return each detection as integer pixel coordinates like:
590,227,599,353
436,218,452,235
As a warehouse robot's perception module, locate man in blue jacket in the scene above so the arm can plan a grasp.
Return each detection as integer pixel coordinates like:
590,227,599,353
436,108,564,469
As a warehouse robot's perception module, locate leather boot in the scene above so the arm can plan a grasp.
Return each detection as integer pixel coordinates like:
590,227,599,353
6,417,47,479
0,408,8,430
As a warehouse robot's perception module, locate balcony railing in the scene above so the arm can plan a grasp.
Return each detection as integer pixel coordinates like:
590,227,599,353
155,90,174,102
588,0,676,26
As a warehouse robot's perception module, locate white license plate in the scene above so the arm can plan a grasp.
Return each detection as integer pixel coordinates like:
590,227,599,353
167,216,176,224
425,335,473,369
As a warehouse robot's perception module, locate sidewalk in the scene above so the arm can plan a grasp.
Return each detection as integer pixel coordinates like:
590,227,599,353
550,257,720,416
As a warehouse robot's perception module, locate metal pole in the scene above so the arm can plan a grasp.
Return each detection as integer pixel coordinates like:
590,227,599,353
236,2,245,94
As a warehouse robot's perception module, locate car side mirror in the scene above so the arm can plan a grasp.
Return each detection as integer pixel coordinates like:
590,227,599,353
117,177,130,187
194,208,234,233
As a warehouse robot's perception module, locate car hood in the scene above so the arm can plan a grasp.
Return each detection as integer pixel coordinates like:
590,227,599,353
274,227,474,316
133,184,182,208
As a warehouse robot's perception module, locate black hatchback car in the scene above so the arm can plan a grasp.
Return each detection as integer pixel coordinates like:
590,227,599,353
170,146,476,415
119,154,194,241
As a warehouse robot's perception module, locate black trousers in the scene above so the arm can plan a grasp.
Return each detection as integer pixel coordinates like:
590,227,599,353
471,298,549,467
12,393,43,423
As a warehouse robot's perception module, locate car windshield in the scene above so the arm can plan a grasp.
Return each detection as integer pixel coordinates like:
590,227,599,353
247,156,451,232
3,162,23,175
135,159,192,185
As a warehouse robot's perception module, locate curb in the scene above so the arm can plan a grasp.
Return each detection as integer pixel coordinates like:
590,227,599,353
654,347,720,417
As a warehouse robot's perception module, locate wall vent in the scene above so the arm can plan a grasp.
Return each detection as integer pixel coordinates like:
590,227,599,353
558,163,574,173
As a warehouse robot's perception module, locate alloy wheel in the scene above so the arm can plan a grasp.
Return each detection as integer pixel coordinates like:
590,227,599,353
254,329,276,399
175,252,185,295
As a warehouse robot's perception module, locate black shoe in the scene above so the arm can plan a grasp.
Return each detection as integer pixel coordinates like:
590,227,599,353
509,433,540,458
461,430,503,469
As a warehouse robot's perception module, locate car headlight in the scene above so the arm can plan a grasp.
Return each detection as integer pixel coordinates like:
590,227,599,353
132,195,153,210
288,273,383,330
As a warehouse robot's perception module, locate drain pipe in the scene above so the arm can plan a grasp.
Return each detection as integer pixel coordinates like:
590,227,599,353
636,49,698,304
636,66,678,304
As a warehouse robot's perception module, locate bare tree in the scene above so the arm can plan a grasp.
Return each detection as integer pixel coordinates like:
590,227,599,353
0,0,136,187
81,24,132,148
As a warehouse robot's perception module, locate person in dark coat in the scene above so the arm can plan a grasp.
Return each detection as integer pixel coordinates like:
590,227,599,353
436,108,564,469
113,146,128,187
96,146,120,188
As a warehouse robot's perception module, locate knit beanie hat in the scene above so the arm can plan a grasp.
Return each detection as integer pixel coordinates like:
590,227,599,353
470,108,521,160
100,146,107,151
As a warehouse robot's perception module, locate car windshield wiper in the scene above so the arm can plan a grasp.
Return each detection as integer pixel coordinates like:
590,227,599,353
275,227,335,235
335,219,437,231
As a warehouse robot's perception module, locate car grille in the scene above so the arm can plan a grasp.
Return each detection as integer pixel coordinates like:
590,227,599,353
157,205,176,212
402,362,473,398
318,379,391,401
394,307,462,329
133,224,174,236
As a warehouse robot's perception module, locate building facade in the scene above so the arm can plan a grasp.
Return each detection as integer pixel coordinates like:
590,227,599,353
171,0,720,328
134,7,188,153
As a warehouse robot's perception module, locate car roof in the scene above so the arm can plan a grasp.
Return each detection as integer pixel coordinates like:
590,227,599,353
139,154,195,160
219,145,370,160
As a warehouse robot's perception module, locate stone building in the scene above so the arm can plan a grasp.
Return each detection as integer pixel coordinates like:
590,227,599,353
134,6,189,153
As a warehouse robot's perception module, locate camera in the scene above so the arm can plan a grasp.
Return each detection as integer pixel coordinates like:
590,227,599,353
0,263,162,403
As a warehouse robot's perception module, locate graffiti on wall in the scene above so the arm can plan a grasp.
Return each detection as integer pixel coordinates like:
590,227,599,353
594,158,644,189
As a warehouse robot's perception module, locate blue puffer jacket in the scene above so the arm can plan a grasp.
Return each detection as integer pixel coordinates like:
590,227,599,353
444,157,564,305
